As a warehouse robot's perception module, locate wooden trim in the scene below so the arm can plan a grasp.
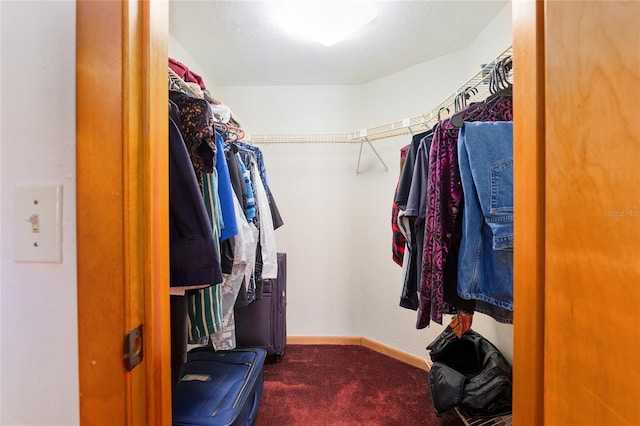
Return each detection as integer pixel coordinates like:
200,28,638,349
360,337,430,372
141,0,171,424
287,335,362,345
512,0,546,424
76,0,170,424
122,2,147,423
286,336,430,372
77,1,127,422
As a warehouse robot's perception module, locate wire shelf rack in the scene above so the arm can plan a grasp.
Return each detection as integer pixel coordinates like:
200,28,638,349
247,45,513,145
456,408,513,426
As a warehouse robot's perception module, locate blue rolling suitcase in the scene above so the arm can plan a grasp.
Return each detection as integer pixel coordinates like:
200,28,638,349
172,347,267,426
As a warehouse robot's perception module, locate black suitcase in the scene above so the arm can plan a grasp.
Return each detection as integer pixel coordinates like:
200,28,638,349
234,253,287,361
172,347,267,426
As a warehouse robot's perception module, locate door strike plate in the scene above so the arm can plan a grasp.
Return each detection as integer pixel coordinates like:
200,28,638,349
123,324,143,371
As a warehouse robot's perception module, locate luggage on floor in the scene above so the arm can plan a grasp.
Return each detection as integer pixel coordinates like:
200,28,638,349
427,327,512,418
172,347,267,426
234,252,287,361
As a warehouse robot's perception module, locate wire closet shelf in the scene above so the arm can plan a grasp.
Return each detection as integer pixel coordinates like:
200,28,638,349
456,408,513,426
247,45,513,145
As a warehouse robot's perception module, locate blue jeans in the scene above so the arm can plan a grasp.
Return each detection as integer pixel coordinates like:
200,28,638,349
457,121,514,310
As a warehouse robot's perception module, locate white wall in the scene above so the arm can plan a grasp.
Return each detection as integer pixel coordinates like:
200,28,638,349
465,1,513,78
0,1,3,419
170,34,216,90
0,1,79,425
354,51,471,358
359,50,468,128
172,0,514,363
215,85,363,134
0,0,3,419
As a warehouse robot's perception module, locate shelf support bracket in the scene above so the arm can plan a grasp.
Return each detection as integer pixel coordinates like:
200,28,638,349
356,136,389,175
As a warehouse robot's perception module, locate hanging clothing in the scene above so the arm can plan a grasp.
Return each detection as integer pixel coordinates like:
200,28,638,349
169,57,207,90
391,145,410,266
209,193,259,350
202,170,223,256
214,131,239,242
168,95,221,384
234,149,261,307
236,141,284,230
237,152,256,222
167,64,283,382
399,131,435,311
417,120,463,328
186,284,223,343
169,92,227,342
225,145,247,215
168,116,222,288
185,171,226,343
417,98,513,328
234,145,282,301
395,131,428,209
394,131,438,311
169,91,216,188
210,102,232,124
251,160,278,279
457,121,514,311
400,127,474,316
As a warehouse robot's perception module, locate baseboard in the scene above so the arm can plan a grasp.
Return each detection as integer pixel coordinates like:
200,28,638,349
286,336,430,371
360,337,431,371
286,335,362,345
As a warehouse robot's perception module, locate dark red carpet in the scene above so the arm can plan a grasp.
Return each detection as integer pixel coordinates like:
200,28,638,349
254,345,463,426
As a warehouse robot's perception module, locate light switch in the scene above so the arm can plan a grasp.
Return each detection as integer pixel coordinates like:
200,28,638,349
13,185,63,263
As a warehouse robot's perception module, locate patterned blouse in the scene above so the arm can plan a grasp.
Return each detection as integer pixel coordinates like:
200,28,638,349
169,91,217,188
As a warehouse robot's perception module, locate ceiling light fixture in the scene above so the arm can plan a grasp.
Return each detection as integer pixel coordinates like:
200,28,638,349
271,1,379,47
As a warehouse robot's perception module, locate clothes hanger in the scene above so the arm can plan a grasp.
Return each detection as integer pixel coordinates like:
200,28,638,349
478,56,513,119
450,86,483,128
454,91,466,113
485,56,513,100
224,132,238,144
437,106,450,123
452,86,478,116
214,122,229,134
230,125,245,141
449,57,513,128
224,124,245,144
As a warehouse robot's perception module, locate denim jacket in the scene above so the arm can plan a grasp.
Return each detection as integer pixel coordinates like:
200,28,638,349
456,121,514,311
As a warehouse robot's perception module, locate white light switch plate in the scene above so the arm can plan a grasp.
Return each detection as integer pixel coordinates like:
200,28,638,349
13,185,63,263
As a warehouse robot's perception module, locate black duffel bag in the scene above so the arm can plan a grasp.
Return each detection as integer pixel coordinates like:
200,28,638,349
426,327,512,418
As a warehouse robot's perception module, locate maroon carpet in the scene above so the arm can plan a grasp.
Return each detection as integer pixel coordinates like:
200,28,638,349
254,345,463,426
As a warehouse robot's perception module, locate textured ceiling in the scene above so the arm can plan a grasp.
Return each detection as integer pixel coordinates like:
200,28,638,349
169,0,508,86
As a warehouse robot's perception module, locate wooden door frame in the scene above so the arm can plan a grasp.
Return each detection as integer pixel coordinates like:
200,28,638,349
76,0,171,424
513,1,546,424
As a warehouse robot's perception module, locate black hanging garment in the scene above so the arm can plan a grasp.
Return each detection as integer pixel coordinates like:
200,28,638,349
427,327,512,418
